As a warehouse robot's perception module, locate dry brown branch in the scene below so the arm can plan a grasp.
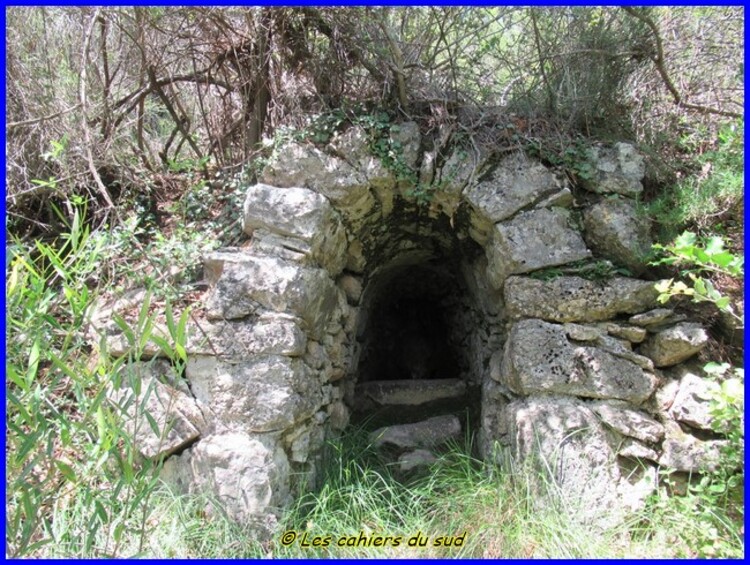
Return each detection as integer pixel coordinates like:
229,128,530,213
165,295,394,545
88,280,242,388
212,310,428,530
79,8,115,209
623,7,742,119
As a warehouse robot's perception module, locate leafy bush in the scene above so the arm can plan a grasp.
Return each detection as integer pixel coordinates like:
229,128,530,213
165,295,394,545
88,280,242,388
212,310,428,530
647,120,744,241
652,230,743,324
6,207,189,557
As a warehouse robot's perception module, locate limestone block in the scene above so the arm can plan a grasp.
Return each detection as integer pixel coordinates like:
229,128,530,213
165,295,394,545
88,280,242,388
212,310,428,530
563,322,603,341
505,396,626,528
618,438,659,462
583,198,652,274
370,415,462,450
669,370,715,430
431,144,492,219
591,402,665,443
652,377,681,416
329,125,396,193
581,142,645,196
260,141,376,222
243,183,347,275
185,314,306,358
188,432,291,523
108,369,205,460
594,334,654,371
186,355,323,431
389,121,421,170
479,378,512,461
596,322,647,343
500,319,657,403
203,250,340,339
639,322,708,367
354,378,466,410
535,186,574,208
465,152,562,238
485,208,591,288
327,400,350,431
629,308,684,327
658,422,726,473
283,421,326,464
398,449,437,472
337,274,363,305
504,275,659,323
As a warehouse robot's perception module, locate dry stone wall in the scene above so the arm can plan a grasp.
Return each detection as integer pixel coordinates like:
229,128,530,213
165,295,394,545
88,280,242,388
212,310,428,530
99,122,722,533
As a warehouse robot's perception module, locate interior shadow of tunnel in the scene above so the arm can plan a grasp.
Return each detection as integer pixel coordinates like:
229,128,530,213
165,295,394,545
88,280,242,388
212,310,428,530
348,260,483,432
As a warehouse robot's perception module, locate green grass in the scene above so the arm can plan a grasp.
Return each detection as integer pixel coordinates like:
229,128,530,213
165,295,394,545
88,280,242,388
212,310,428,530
647,119,744,242
34,427,739,559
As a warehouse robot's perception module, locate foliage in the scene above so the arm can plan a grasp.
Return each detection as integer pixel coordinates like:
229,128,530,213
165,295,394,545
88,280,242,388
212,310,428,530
651,231,744,323
646,119,744,240
6,7,743,241
640,360,744,558
65,425,745,558
6,207,191,557
529,259,632,281
526,137,596,183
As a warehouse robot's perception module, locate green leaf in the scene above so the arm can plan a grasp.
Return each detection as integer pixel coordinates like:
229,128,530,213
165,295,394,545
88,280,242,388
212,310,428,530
144,411,161,437
26,339,41,387
55,460,77,483
715,296,731,310
704,236,725,255
674,231,697,248
692,277,707,296
710,251,734,268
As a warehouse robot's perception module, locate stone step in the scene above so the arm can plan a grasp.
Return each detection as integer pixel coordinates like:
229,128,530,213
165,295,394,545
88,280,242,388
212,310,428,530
354,378,466,410
369,414,462,450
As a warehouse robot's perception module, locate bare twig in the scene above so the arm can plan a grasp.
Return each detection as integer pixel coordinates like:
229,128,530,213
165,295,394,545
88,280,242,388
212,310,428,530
623,7,742,119
80,8,116,209
7,104,82,132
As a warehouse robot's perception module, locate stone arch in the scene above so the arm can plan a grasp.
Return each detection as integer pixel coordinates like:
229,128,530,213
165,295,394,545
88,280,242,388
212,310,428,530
108,124,716,534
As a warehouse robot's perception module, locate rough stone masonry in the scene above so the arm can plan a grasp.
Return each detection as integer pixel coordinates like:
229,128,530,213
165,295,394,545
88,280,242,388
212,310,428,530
97,123,721,534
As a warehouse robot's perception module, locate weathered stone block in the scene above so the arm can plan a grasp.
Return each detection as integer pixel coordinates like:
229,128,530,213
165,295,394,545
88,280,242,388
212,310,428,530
109,369,205,461
260,141,376,222
243,183,347,275
639,322,709,367
499,319,658,403
505,396,625,528
658,423,726,473
203,250,340,339
486,208,591,288
583,198,652,274
581,142,645,196
591,402,664,443
186,314,306,358
465,152,562,240
504,275,659,322
370,415,462,449
186,355,323,431
188,432,291,522
669,370,715,430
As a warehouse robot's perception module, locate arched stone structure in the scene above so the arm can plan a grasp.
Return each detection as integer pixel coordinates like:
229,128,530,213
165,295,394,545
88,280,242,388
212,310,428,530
106,123,722,534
